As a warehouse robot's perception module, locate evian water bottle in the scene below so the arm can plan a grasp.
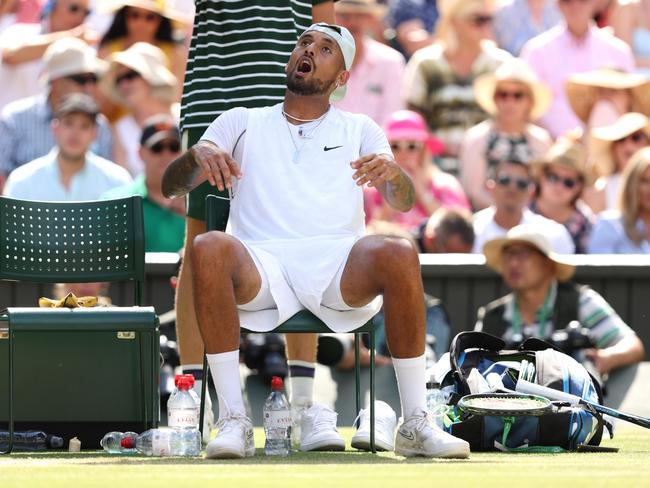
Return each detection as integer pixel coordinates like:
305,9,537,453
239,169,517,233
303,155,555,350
168,374,200,429
263,376,292,456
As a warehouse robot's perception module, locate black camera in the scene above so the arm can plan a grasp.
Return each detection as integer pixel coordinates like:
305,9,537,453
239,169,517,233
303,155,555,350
548,320,595,361
241,333,288,380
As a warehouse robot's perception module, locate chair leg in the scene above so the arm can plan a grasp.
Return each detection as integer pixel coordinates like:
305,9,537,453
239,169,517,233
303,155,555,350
199,353,209,440
1,329,14,454
354,333,361,428
369,329,375,453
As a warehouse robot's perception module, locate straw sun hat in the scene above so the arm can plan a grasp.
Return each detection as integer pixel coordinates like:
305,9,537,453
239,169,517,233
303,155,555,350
473,59,552,121
566,68,650,123
99,42,177,105
99,0,190,24
483,225,576,283
590,112,650,176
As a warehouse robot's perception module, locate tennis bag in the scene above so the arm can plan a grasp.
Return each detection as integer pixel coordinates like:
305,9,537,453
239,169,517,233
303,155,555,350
432,331,606,452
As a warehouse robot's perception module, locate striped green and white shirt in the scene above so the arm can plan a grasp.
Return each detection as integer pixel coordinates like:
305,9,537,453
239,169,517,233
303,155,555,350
181,0,328,131
501,281,635,348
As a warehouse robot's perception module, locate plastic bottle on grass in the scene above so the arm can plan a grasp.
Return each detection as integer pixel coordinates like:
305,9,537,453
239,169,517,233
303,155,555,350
0,430,64,451
101,428,200,456
263,376,292,456
426,380,447,429
100,431,138,453
168,374,200,429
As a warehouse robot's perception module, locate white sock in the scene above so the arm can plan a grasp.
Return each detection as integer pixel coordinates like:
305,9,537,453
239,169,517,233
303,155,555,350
206,350,245,418
392,353,426,418
287,360,315,406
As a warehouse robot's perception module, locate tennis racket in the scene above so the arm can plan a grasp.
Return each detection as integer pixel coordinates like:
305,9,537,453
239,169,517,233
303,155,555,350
458,393,553,417
516,379,650,429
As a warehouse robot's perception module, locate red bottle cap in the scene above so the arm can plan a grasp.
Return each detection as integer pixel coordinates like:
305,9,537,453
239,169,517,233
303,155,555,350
175,374,196,390
271,376,284,390
120,436,135,449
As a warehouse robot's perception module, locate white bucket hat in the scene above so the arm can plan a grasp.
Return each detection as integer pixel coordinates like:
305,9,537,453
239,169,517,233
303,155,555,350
483,225,576,282
99,42,177,105
303,23,355,101
473,59,552,121
42,38,107,84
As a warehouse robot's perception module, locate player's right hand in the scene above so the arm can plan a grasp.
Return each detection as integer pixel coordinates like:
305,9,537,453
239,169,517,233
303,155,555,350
190,141,242,192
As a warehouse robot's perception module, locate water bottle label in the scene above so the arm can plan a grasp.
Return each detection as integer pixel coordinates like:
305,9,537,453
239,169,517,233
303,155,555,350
168,409,199,428
264,411,292,428
152,431,173,456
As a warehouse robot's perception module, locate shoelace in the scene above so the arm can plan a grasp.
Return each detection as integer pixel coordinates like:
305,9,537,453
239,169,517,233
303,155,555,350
216,413,250,434
405,410,433,433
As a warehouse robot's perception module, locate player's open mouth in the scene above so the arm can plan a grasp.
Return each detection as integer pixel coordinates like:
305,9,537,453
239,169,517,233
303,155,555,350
297,58,313,74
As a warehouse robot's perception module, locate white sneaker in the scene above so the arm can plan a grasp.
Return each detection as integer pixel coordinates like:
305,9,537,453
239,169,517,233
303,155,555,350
205,413,255,459
351,400,397,451
201,394,215,444
394,409,470,458
300,404,345,451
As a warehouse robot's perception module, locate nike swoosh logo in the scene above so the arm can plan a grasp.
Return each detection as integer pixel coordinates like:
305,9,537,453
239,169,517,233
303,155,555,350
398,429,415,441
323,145,343,151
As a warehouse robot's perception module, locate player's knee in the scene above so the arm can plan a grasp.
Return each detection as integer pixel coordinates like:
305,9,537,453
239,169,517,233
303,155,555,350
372,236,419,275
192,231,236,269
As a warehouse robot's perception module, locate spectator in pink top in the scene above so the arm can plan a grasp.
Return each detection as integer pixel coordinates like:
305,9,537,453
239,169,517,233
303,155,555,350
332,0,405,127
520,0,635,139
364,110,470,232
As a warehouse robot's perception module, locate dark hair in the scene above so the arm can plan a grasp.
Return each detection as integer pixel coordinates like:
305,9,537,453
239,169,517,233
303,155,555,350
431,208,475,249
100,6,175,47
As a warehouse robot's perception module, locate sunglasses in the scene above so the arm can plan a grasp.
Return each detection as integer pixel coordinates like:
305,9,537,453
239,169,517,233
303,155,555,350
469,14,493,27
126,9,160,22
67,3,91,16
390,141,423,152
150,140,181,154
115,70,141,85
496,174,530,191
66,73,98,86
616,132,648,144
544,170,580,189
495,90,527,101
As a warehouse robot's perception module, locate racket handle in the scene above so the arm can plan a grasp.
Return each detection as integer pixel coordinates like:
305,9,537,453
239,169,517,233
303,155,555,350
515,379,581,405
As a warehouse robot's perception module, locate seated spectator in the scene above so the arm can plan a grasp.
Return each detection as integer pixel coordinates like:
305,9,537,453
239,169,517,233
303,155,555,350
416,207,475,253
530,135,595,253
588,147,650,253
1,0,42,34
101,114,185,252
476,225,644,376
566,67,650,131
520,0,635,139
98,0,188,101
0,0,97,110
402,0,511,174
584,112,650,213
459,58,553,210
0,37,113,191
386,0,438,59
492,0,562,55
99,42,177,176
611,0,650,77
472,158,575,254
333,0,405,127
364,110,470,232
3,93,132,200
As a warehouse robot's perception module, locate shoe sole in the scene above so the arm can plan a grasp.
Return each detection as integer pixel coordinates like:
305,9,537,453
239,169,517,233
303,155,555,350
205,446,255,459
300,438,346,452
394,445,470,459
350,435,393,452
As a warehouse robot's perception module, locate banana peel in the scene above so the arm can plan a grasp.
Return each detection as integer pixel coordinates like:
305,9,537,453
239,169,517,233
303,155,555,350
39,292,98,308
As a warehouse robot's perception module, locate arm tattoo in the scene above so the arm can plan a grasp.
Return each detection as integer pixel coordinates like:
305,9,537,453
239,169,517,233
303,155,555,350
384,170,416,212
161,150,202,198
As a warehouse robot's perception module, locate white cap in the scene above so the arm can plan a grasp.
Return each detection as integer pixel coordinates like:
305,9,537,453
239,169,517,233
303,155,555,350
303,23,355,101
42,38,107,84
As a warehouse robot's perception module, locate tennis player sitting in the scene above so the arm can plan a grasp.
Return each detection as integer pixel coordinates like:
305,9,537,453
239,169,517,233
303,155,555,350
162,23,470,460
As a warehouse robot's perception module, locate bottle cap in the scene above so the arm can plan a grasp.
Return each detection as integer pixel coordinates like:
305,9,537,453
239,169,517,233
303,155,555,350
184,374,196,388
175,374,193,390
271,376,284,390
120,436,135,449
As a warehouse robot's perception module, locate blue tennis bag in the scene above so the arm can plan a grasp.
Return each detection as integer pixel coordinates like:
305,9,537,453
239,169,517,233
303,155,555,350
431,332,607,452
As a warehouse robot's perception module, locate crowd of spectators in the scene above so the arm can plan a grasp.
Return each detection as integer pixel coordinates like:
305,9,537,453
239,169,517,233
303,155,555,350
1,0,650,259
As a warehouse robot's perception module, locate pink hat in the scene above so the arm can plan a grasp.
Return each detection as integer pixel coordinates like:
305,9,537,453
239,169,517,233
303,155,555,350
384,110,445,156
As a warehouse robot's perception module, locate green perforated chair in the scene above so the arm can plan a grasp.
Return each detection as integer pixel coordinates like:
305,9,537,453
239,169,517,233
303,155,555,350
0,196,159,453
199,194,377,452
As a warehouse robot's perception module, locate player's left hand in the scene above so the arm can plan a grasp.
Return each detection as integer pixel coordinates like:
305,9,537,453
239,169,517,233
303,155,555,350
350,153,401,188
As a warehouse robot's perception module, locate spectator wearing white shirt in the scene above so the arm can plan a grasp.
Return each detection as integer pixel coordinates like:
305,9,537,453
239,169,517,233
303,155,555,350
3,93,131,200
472,158,575,254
